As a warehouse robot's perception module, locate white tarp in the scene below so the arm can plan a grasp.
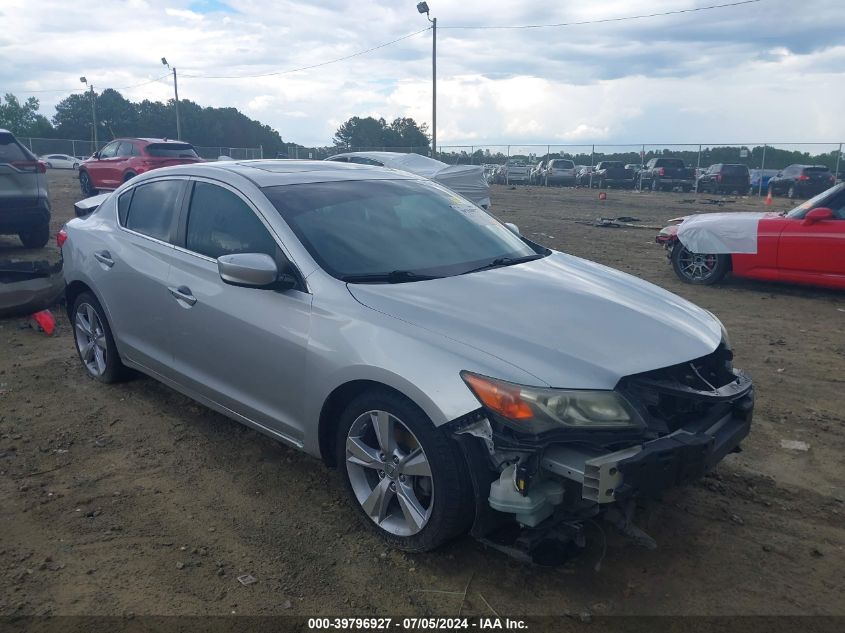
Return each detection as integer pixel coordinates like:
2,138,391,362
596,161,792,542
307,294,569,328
676,212,767,254
327,152,492,208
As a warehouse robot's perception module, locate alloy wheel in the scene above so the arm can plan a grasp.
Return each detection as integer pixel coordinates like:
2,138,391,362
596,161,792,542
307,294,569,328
345,409,434,536
677,247,720,282
74,303,108,376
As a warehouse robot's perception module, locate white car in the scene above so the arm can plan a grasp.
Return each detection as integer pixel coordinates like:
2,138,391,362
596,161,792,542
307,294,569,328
40,154,81,169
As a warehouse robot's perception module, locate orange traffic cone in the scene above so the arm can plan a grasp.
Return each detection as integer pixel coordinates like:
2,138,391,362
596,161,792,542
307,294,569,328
765,191,773,206
598,191,607,201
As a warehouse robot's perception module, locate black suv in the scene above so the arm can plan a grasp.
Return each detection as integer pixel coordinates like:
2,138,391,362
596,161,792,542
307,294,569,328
768,164,835,199
696,163,750,195
0,129,51,248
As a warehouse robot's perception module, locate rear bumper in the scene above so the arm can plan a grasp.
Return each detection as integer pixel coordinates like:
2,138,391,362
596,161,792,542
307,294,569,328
0,197,50,233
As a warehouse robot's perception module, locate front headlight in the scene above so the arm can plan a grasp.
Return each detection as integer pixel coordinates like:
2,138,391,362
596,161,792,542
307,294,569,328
461,372,643,434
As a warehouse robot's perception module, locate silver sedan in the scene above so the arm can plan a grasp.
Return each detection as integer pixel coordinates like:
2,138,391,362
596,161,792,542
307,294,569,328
61,160,753,560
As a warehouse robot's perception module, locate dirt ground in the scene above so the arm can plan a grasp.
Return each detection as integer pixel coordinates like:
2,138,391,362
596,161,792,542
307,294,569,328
0,171,843,619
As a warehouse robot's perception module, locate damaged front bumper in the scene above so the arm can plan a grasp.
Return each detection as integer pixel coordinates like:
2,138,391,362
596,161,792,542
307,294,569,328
451,355,753,563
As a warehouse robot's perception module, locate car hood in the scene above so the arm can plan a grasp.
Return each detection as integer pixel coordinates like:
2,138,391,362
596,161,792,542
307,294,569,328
347,252,722,389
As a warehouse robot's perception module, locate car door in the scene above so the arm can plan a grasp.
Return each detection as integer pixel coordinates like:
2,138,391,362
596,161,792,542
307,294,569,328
167,178,312,444
89,141,120,188
114,141,135,182
777,188,845,282
95,178,188,376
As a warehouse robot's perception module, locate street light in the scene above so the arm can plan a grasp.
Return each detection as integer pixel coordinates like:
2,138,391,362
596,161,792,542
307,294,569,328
161,57,182,140
79,76,98,149
417,2,436,158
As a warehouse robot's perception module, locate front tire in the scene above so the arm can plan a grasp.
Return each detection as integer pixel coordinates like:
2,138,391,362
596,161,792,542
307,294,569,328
19,223,50,249
72,292,128,383
671,244,729,285
79,171,97,196
337,389,473,552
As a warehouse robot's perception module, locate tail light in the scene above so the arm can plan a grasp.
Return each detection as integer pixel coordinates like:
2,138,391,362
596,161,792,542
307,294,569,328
658,167,665,176
798,174,809,181
56,228,68,248
716,174,722,183
9,160,46,173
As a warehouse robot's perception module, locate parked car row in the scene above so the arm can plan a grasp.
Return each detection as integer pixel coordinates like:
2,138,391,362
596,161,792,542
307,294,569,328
486,156,838,200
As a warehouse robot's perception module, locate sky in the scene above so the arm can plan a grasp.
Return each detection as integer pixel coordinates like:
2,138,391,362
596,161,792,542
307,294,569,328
2,0,844,149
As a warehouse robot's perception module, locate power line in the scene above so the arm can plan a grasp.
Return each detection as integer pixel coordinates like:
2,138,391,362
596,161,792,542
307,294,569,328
182,26,431,80
440,0,763,30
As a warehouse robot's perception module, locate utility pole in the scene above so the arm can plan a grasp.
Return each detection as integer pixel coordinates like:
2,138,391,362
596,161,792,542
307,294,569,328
79,77,98,149
162,58,182,140
432,16,437,159
417,3,436,158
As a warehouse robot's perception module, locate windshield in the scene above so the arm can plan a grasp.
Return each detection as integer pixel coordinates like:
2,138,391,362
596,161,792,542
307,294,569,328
262,179,540,281
786,183,844,218
145,143,198,158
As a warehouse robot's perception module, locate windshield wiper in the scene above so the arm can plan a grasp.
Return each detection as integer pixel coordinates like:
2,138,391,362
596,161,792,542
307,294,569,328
462,253,545,275
341,270,441,284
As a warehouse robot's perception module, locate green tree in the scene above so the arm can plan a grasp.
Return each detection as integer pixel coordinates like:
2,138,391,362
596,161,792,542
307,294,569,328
332,115,430,151
0,93,52,136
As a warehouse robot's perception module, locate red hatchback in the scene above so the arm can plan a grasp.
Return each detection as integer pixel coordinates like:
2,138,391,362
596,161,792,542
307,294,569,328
79,138,202,196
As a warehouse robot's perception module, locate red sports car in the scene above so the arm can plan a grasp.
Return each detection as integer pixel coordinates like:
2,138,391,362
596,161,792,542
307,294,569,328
79,137,202,196
656,183,845,290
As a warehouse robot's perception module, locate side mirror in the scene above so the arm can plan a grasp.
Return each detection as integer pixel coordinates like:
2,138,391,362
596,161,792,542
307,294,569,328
218,253,289,288
505,222,520,236
93,152,100,159
802,207,834,225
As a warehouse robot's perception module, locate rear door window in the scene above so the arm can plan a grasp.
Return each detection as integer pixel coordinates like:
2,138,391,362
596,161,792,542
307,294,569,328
124,180,183,241
0,133,29,164
185,182,277,259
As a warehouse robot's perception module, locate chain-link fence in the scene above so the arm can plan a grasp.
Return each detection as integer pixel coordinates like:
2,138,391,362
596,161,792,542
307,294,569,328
436,142,844,194
17,138,263,161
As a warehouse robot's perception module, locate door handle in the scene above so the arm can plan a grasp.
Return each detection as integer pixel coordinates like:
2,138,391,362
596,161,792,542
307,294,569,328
168,285,197,306
93,250,114,267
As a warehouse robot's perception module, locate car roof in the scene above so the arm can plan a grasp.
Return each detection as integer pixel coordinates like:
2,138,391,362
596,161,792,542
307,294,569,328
134,159,419,187
110,138,192,145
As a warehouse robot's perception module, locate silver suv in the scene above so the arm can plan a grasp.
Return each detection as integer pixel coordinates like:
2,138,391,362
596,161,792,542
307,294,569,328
0,129,51,248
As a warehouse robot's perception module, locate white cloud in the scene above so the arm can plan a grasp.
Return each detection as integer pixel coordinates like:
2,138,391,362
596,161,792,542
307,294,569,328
1,0,844,147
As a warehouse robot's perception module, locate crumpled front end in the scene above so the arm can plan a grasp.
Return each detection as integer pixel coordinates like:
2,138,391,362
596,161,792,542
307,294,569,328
450,343,753,564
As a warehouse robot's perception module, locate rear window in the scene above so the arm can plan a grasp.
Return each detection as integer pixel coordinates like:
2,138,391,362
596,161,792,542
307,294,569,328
551,160,574,169
601,162,623,169
803,167,830,174
144,143,198,158
656,159,684,168
721,164,749,175
0,133,30,163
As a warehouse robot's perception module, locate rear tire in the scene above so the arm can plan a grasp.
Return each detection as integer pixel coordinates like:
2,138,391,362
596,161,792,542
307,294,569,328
80,171,97,196
19,223,50,249
123,172,137,183
671,244,729,285
71,292,129,383
336,388,474,552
